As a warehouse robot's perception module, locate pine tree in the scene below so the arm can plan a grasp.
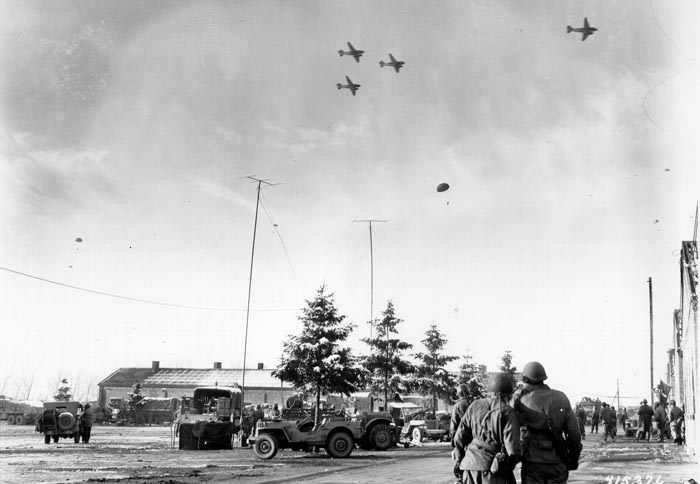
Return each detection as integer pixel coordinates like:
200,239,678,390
457,352,487,401
499,350,518,390
54,379,72,402
273,285,366,423
361,300,415,410
413,323,458,413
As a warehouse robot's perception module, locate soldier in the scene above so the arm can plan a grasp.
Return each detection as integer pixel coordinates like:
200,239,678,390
575,404,587,440
669,400,684,444
590,407,599,434
653,402,667,443
252,404,264,436
600,403,615,443
452,373,520,484
451,383,472,482
635,399,653,442
514,361,581,484
618,407,627,434
80,403,95,443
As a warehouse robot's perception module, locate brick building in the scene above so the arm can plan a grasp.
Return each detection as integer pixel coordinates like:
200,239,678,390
97,361,294,410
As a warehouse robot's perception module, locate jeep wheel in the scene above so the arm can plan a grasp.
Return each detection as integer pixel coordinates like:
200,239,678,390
325,432,353,458
253,434,278,460
369,424,393,451
412,426,423,443
44,434,51,444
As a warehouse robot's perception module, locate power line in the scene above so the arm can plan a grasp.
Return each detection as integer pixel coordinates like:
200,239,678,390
0,265,295,312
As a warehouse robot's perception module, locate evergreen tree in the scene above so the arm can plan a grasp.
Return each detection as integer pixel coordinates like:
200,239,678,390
54,378,72,402
499,350,518,390
361,300,415,410
273,285,366,423
412,323,458,412
457,352,487,401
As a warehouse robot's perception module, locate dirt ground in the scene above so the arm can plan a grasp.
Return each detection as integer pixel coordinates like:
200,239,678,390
1,424,697,484
0,424,455,484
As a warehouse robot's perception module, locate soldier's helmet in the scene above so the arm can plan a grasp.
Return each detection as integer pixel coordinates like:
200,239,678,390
456,384,469,398
522,361,548,384
670,400,676,405
487,373,514,395
642,399,648,404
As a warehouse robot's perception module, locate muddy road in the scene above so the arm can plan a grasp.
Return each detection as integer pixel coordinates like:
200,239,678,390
0,424,456,484
1,425,696,483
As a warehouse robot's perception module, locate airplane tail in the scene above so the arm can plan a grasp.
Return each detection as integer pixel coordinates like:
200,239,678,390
338,50,344,56
336,83,342,90
566,25,573,33
379,60,385,67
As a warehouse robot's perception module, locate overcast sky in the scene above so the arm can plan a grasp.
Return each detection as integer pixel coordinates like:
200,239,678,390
1,0,697,405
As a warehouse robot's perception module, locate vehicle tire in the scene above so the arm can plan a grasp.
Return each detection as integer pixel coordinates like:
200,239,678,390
253,434,278,460
412,426,423,443
15,415,25,425
7,415,15,425
74,432,80,443
44,434,51,444
369,424,393,451
325,431,353,458
57,412,75,431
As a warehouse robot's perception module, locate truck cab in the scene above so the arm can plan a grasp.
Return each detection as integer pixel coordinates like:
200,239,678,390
177,386,242,450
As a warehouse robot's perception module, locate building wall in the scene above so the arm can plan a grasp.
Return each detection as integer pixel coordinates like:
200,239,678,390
100,385,292,409
678,240,699,453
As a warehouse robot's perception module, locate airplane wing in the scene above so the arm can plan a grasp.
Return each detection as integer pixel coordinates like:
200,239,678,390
389,53,397,63
581,31,591,41
351,86,357,96
583,17,589,29
347,42,356,53
393,64,401,73
346,76,352,84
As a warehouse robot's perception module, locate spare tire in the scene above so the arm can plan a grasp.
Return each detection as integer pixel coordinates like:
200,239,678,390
57,412,75,431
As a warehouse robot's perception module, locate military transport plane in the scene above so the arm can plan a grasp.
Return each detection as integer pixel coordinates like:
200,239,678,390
567,17,597,41
379,54,404,73
338,42,364,62
337,76,360,96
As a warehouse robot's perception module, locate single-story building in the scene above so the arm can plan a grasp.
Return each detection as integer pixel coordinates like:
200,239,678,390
97,361,294,410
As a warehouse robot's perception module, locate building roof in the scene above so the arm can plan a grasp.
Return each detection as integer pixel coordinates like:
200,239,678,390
99,367,291,389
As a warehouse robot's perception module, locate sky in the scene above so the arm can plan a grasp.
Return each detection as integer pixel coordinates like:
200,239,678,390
1,0,698,406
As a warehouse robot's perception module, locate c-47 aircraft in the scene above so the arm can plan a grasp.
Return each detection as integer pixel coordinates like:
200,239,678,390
379,53,404,73
337,76,360,96
567,17,597,41
338,42,364,62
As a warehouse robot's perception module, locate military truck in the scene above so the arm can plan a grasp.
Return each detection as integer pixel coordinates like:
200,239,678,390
176,386,242,450
0,396,41,425
253,409,398,460
36,401,82,444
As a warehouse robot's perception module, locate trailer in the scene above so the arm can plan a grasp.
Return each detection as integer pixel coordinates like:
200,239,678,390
176,386,242,450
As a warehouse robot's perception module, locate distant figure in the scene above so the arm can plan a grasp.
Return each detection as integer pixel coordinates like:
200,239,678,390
271,403,281,420
575,403,587,440
669,400,684,445
618,407,627,433
252,405,264,436
80,404,96,443
453,373,520,484
590,407,600,434
240,410,253,447
636,399,653,442
653,402,667,443
600,403,616,443
514,361,582,484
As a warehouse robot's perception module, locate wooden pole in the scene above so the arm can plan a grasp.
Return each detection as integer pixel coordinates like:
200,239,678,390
648,277,654,404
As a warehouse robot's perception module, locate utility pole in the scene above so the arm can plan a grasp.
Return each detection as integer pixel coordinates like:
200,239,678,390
352,219,388,340
648,277,654,404
241,176,276,438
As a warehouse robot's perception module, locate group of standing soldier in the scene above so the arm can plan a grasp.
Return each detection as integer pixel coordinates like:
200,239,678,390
450,361,581,484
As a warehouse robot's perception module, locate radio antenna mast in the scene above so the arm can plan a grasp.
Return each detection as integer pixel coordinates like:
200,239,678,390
352,218,388,340
240,176,277,435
